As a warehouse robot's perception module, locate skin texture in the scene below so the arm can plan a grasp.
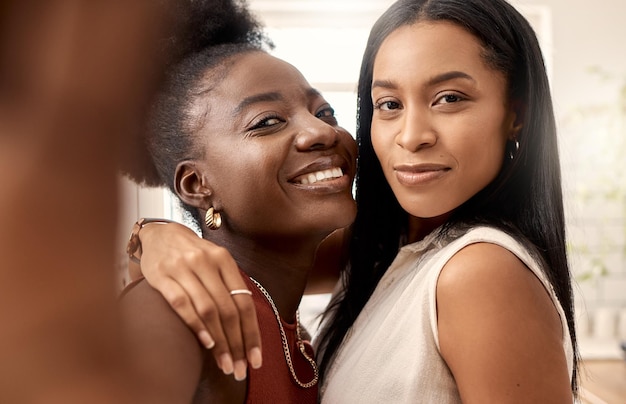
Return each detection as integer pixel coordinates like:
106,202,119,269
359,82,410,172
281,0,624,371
120,51,356,401
371,21,517,239
371,21,571,402
438,243,572,402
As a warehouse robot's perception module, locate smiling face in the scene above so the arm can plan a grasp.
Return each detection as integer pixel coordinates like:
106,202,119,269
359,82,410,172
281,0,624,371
183,52,356,242
370,21,518,224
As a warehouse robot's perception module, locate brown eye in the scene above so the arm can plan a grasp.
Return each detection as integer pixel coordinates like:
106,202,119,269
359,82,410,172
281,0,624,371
250,115,283,130
316,107,335,118
434,92,465,105
374,100,400,110
316,107,337,125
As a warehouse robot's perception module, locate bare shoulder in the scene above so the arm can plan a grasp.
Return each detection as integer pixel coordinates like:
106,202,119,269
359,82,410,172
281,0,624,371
119,279,204,353
437,242,544,299
120,281,247,403
119,280,206,401
436,242,572,402
121,278,187,312
437,241,559,335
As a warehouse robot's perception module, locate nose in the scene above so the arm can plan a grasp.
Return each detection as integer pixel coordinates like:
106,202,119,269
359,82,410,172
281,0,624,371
395,108,437,152
294,116,339,151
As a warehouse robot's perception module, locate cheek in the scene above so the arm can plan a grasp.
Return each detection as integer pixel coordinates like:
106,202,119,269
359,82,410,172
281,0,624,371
218,168,274,226
210,147,272,198
455,129,507,186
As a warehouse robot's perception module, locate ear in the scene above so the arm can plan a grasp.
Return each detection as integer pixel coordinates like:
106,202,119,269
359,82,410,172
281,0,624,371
506,99,525,140
174,160,212,209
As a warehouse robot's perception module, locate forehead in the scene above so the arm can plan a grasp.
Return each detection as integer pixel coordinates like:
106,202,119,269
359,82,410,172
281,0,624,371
216,52,311,98
187,52,319,136
374,21,489,77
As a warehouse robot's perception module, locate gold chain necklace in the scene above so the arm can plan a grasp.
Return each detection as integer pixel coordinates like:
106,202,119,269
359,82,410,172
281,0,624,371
249,277,319,388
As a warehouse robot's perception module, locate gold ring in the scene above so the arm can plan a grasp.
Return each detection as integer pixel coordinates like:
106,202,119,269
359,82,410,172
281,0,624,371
229,289,252,296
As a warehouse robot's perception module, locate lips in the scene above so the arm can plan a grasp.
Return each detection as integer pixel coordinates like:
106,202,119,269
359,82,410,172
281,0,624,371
288,154,354,190
394,163,450,186
295,167,344,185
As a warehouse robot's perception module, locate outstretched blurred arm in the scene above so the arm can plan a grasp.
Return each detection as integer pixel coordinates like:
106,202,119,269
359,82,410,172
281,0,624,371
0,1,173,402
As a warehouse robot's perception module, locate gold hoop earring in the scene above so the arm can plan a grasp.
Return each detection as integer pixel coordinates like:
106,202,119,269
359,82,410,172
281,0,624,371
205,207,222,230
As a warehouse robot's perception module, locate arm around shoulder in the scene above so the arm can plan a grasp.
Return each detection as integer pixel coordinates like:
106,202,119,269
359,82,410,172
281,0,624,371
436,242,572,403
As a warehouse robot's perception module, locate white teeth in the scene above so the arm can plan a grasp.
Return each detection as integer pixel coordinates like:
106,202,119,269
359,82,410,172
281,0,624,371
299,167,344,185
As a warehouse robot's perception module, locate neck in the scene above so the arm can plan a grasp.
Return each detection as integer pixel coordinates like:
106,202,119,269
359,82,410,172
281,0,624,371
205,233,323,322
406,213,450,244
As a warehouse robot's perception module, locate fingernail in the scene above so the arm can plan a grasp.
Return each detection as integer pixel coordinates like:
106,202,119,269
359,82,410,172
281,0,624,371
220,353,234,375
198,331,215,349
233,359,247,381
248,347,262,369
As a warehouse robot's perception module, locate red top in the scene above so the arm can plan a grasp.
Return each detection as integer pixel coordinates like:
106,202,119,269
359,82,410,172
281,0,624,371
120,275,319,403
242,275,319,404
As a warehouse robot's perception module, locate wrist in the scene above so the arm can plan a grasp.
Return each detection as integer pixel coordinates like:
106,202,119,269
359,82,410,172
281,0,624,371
126,218,175,264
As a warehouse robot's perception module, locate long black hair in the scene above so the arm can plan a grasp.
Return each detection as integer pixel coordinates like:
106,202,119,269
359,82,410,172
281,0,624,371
120,0,272,225
316,0,578,392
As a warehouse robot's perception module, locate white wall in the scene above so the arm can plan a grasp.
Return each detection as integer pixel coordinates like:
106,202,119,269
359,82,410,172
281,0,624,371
515,0,626,350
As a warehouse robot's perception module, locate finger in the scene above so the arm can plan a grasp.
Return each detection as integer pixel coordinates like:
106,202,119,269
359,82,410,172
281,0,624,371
140,235,222,342
140,235,248,379
195,268,248,380
231,292,262,370
158,276,241,379
163,257,245,380
173,247,254,381
154,277,217,349
217,263,262,370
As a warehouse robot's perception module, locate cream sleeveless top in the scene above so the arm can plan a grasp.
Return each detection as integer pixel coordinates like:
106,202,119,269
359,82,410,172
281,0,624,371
318,226,574,403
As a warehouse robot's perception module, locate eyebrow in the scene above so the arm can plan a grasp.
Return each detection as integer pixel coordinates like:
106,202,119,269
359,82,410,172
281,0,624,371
232,88,323,116
428,71,475,86
306,88,323,98
372,71,476,90
233,92,283,116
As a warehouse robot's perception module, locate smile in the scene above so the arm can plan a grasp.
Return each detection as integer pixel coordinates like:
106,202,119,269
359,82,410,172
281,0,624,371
296,167,344,185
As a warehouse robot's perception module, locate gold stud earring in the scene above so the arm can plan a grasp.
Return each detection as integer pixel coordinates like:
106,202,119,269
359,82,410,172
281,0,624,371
508,138,520,160
205,207,222,230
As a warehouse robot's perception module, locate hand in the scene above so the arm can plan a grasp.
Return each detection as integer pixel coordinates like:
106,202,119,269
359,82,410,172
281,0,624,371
137,222,262,380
